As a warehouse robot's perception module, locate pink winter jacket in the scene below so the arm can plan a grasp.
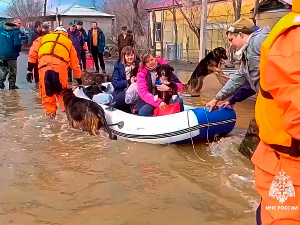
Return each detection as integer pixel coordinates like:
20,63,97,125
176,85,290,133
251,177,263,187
137,59,183,108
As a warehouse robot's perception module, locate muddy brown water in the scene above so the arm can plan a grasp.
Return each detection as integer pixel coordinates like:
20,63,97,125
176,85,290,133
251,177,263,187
0,53,259,225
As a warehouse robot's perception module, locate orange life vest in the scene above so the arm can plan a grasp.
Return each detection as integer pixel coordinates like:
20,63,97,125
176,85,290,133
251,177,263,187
255,10,300,157
38,31,73,64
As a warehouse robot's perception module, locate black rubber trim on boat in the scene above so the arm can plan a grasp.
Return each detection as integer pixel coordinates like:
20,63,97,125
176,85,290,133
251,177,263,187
109,118,236,140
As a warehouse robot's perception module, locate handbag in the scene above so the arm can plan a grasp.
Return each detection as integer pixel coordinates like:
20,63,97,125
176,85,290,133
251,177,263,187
153,102,180,117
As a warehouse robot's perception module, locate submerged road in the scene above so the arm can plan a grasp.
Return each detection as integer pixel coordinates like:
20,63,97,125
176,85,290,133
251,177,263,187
0,53,258,225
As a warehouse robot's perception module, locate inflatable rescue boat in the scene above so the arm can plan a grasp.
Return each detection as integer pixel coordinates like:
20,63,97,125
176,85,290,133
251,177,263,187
73,83,236,145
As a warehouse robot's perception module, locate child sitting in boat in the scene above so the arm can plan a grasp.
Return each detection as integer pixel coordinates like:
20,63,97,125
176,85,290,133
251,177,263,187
112,46,140,113
134,50,184,116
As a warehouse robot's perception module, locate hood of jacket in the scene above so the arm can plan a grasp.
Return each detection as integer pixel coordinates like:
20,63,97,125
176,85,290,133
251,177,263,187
67,28,80,36
2,22,20,31
138,58,167,75
235,26,271,59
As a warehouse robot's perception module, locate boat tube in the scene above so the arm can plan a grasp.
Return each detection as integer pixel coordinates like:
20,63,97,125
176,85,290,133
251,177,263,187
73,84,236,145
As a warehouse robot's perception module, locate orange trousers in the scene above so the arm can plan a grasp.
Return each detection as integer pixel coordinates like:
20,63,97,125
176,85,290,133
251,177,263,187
39,65,69,115
252,142,300,225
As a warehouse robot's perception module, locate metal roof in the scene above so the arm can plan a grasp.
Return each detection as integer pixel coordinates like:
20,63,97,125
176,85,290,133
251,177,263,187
46,4,115,17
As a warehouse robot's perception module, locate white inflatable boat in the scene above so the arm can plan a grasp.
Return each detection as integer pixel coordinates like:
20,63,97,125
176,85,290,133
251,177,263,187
73,83,236,145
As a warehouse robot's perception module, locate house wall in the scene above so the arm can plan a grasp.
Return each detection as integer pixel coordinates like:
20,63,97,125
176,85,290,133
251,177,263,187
149,0,291,62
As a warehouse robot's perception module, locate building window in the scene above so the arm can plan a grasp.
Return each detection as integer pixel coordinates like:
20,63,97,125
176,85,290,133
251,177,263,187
156,22,162,42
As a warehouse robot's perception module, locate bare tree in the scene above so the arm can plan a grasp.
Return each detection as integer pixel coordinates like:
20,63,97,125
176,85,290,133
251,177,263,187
252,0,260,19
232,0,242,21
7,0,44,27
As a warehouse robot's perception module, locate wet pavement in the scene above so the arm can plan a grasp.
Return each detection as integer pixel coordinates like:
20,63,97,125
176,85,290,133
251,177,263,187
0,53,259,225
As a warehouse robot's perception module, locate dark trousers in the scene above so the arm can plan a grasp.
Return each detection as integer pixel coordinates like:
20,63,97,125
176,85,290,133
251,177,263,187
0,60,17,88
33,63,39,83
113,90,131,113
92,46,105,72
80,51,87,70
238,118,260,159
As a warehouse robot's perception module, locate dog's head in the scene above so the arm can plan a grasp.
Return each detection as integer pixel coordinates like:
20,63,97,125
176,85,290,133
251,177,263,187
130,65,139,78
213,47,228,61
156,64,174,81
61,88,74,102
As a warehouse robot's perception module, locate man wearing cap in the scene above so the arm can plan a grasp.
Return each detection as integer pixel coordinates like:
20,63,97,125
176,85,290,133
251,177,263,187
67,20,84,81
117,26,134,58
205,17,270,158
28,21,50,83
87,22,106,74
76,21,88,71
27,26,82,118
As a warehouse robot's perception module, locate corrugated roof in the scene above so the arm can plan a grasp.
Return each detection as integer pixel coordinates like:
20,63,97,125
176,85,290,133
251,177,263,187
47,4,115,17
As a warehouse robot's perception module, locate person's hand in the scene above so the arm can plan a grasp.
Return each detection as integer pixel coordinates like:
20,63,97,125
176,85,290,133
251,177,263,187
206,98,219,112
156,84,170,92
130,76,137,83
26,71,33,83
220,101,235,109
159,102,167,110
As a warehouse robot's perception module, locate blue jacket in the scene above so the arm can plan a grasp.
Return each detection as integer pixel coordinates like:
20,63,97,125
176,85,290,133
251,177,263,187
0,22,22,60
68,28,84,54
87,27,105,53
228,83,256,104
112,59,140,94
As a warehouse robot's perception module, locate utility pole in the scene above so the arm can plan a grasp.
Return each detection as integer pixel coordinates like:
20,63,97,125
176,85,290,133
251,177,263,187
199,0,207,62
44,0,47,17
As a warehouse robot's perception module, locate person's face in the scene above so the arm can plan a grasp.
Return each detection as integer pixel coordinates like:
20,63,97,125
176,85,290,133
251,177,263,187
14,19,22,26
122,29,127,35
77,25,82,30
145,55,156,68
124,52,135,64
42,28,49,35
92,23,97,29
69,25,76,32
37,25,42,32
227,33,246,50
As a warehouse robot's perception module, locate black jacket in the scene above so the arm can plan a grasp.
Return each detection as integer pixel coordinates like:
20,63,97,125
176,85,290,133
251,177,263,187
28,28,41,47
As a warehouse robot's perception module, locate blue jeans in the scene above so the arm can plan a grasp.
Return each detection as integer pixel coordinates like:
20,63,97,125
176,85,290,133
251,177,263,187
138,97,184,116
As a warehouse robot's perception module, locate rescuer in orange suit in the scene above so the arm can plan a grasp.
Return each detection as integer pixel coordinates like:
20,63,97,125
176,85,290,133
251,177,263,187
27,27,83,118
253,1,300,224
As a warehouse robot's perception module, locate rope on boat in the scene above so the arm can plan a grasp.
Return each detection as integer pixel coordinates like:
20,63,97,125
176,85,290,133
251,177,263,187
187,109,208,162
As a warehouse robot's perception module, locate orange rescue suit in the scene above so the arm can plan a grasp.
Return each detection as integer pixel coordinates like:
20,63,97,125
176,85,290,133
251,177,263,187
253,8,300,225
28,31,82,115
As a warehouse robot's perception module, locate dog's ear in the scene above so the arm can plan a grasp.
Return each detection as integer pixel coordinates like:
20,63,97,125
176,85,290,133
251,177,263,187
156,64,162,73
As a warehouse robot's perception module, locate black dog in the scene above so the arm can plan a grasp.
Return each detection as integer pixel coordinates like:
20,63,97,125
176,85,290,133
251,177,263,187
154,64,178,104
61,88,117,140
184,47,228,92
83,82,111,100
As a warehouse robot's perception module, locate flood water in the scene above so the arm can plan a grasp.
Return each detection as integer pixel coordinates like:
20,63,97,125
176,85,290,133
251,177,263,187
0,53,259,225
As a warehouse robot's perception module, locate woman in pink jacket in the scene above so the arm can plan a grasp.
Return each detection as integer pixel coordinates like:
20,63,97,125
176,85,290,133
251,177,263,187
134,51,184,116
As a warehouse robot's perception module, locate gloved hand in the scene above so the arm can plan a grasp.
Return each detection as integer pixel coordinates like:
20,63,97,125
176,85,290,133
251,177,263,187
26,71,33,83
